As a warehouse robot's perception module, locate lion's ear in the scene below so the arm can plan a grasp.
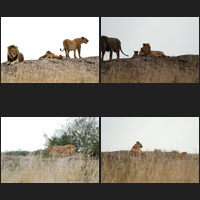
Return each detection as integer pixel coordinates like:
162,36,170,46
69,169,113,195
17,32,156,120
82,37,84,39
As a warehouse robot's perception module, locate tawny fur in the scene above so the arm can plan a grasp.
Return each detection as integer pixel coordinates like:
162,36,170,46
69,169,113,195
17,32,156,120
7,45,24,65
47,144,77,157
176,152,187,160
39,51,63,59
60,37,88,59
129,141,144,157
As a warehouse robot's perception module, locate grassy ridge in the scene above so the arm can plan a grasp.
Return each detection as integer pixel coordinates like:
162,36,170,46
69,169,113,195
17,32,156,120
101,151,199,183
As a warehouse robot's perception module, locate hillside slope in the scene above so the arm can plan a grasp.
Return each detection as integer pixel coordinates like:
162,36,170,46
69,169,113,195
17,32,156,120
101,55,199,83
1,56,99,83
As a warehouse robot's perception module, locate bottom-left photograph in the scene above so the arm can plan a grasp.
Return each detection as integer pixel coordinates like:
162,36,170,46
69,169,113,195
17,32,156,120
1,117,99,183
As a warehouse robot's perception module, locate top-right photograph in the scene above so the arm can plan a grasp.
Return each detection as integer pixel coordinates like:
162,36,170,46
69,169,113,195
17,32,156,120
101,17,199,83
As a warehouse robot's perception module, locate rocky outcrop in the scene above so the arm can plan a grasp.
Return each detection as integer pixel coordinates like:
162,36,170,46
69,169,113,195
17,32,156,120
1,56,99,83
101,55,199,83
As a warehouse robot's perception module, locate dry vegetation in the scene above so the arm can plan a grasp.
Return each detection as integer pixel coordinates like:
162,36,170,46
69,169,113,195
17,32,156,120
101,151,199,183
1,57,99,83
1,154,99,183
101,55,199,83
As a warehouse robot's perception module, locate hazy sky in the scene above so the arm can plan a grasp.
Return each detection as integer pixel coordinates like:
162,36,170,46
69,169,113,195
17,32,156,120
101,17,199,60
101,117,199,154
1,17,99,62
1,117,68,151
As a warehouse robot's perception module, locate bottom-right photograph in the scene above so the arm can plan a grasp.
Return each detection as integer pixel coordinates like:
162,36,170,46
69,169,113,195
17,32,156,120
101,117,199,183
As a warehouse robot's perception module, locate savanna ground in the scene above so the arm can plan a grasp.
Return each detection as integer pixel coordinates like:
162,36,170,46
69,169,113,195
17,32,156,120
101,55,199,83
101,151,199,183
1,153,99,183
1,57,99,83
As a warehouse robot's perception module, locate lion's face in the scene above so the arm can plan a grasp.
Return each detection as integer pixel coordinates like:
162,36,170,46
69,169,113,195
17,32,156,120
81,37,89,44
135,141,143,148
8,46,19,58
142,43,151,54
182,152,187,156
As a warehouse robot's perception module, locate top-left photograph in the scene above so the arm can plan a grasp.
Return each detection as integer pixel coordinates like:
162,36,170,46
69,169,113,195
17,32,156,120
1,17,99,83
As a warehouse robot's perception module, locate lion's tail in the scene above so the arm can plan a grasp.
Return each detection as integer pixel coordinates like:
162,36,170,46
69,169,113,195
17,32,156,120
60,48,64,52
120,47,129,57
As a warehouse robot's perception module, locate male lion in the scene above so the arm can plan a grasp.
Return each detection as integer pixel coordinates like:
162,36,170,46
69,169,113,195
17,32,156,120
139,43,167,57
47,144,77,157
60,37,89,59
101,36,129,60
6,45,24,65
176,152,187,160
39,51,64,59
129,141,144,157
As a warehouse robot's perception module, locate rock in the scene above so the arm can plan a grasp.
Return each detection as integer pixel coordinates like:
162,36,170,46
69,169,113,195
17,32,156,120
101,55,199,83
1,56,99,83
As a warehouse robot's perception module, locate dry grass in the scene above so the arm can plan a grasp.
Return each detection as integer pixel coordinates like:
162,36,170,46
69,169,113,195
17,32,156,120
101,65,199,83
101,151,199,183
101,55,199,83
1,154,99,183
1,57,99,83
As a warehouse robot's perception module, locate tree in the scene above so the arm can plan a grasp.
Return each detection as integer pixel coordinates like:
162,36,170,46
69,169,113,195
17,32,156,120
44,117,99,157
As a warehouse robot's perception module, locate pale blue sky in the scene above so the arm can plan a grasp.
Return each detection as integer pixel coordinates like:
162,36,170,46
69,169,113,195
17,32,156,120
101,117,199,154
101,17,199,60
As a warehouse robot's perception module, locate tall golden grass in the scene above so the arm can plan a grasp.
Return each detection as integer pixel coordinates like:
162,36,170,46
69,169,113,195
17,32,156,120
101,152,199,183
1,154,99,183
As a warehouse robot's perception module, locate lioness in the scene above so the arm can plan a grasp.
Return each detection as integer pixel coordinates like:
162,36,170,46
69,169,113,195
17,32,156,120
132,51,139,57
129,141,144,157
139,43,167,57
60,37,89,59
47,144,77,157
176,152,187,160
39,51,64,59
6,45,24,65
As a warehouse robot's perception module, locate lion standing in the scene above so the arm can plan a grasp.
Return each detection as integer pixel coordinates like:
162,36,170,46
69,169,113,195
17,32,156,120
6,45,24,65
60,37,89,59
129,141,144,157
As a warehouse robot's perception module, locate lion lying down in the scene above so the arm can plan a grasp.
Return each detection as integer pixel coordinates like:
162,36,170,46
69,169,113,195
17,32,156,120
139,43,168,57
39,51,64,59
47,144,78,157
6,45,24,65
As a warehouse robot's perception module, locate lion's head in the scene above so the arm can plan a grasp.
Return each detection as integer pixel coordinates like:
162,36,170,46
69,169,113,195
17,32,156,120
81,36,89,44
8,45,19,60
141,43,151,55
134,141,143,148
